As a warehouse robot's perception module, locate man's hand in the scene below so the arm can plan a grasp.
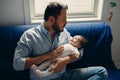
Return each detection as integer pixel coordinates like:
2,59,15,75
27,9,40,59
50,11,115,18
49,58,66,73
69,53,79,62
48,53,79,73
48,46,64,59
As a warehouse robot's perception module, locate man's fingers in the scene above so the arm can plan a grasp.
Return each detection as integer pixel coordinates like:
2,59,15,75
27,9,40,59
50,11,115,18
70,53,79,60
49,60,57,72
49,67,54,72
50,59,57,64
54,47,64,57
56,46,64,53
53,46,64,56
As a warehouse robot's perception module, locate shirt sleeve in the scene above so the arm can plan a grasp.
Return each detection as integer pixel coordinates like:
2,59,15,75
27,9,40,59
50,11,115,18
63,28,71,43
13,31,32,70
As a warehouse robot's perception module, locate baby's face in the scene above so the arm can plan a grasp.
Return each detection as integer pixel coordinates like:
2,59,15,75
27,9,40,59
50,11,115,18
69,36,81,48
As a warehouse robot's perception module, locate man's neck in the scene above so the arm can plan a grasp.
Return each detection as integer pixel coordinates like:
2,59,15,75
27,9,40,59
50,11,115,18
44,21,55,41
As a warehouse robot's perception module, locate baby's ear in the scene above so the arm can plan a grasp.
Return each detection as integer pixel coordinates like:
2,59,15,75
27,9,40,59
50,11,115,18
81,39,87,46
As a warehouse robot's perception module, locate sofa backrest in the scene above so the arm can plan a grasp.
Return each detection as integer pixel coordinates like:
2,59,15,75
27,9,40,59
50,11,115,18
65,22,116,69
0,25,35,79
0,22,116,80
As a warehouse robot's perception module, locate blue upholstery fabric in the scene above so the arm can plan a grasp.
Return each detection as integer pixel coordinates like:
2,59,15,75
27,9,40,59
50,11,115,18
0,22,120,80
108,69,120,80
65,22,116,69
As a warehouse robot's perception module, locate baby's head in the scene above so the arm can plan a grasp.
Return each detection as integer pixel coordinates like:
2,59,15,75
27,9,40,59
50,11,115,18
69,35,87,48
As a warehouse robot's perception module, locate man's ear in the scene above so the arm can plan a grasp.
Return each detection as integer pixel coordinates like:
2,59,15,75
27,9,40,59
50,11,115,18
48,16,55,23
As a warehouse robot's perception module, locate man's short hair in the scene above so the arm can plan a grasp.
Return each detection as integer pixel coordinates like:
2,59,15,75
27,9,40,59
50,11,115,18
44,2,68,21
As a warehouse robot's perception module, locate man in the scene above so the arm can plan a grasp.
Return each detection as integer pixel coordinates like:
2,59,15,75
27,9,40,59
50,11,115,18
13,1,108,80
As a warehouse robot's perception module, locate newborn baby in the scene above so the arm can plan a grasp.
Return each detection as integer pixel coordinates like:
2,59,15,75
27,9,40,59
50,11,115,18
31,35,87,77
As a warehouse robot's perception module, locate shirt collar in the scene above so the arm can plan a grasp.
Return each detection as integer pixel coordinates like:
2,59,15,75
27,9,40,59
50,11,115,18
41,23,49,35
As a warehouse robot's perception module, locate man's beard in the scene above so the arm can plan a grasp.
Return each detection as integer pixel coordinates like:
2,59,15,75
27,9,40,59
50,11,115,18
52,22,65,33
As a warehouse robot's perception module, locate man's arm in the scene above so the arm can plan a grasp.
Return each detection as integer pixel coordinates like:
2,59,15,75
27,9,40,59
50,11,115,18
49,53,79,73
13,45,64,70
25,46,64,69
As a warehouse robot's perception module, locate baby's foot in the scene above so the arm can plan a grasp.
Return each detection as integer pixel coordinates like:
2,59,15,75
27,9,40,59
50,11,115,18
31,64,47,77
35,69,53,77
35,69,43,77
31,64,38,71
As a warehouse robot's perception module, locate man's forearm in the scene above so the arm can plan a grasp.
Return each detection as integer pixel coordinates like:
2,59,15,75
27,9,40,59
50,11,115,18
62,53,79,65
25,48,63,69
25,53,50,69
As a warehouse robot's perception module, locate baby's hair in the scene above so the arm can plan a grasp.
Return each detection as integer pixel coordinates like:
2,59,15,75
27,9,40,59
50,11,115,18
78,35,87,47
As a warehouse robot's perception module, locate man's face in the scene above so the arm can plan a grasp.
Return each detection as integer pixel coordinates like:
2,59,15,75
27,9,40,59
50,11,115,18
52,9,67,33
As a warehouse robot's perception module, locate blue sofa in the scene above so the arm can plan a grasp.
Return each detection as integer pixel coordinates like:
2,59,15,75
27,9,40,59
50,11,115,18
0,22,120,80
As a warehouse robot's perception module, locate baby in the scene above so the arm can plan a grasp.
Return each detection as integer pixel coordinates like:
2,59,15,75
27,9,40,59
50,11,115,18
31,35,87,77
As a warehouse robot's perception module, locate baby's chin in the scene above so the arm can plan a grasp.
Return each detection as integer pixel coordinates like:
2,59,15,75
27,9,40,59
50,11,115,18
69,41,73,44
